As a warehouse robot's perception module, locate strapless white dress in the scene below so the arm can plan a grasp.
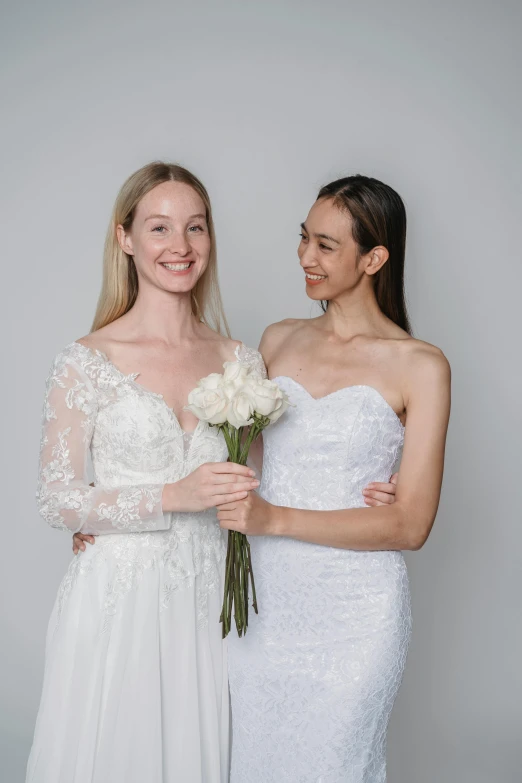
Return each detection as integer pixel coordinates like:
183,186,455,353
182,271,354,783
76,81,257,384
228,377,412,783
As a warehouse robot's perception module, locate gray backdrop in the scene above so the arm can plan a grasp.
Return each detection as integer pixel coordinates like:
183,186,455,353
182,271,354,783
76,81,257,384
1,1,520,781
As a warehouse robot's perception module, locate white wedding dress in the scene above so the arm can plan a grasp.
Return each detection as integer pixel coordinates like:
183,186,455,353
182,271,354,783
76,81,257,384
26,340,265,783
228,377,412,783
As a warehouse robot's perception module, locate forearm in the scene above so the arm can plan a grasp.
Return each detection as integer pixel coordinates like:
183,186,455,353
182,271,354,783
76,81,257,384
162,482,189,513
79,483,167,535
271,501,429,551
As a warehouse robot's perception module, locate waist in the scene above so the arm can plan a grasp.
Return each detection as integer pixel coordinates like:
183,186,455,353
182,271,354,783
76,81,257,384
260,487,368,511
249,535,407,588
86,511,224,552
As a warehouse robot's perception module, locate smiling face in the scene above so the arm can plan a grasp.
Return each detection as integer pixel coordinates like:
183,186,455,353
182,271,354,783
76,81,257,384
298,197,361,300
298,197,388,303
117,180,211,295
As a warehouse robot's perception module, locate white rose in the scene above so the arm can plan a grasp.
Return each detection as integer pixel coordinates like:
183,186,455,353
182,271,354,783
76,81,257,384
244,378,290,422
222,361,249,389
198,373,223,390
227,388,256,428
185,384,230,424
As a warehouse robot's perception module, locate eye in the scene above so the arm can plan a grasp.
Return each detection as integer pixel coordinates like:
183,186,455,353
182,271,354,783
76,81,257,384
188,224,205,233
151,225,167,233
319,243,332,252
299,232,308,241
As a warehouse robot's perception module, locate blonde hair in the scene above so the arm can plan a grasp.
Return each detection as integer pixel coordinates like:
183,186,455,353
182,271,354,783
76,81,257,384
92,161,229,335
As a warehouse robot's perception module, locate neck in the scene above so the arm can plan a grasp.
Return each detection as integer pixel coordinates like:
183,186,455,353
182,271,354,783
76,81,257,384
124,284,202,345
321,285,388,341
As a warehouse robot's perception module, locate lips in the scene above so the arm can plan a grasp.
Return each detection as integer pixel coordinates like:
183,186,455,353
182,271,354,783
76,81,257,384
305,272,327,286
160,261,194,273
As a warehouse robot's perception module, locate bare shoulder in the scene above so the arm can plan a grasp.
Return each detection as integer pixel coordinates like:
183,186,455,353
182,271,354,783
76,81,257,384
401,337,450,376
259,318,306,361
398,338,451,405
197,323,239,352
75,323,119,353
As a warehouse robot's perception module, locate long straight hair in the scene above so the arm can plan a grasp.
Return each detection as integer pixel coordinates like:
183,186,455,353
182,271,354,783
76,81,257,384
92,161,229,336
317,175,412,334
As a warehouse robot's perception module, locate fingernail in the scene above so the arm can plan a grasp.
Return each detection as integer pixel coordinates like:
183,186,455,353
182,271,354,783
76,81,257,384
252,480,260,486
249,470,255,477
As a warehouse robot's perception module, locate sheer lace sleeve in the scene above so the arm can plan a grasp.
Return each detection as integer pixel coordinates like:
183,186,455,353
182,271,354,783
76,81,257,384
36,354,168,536
236,343,268,379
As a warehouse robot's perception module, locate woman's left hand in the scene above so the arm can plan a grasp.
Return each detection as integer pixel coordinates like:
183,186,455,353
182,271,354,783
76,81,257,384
362,473,398,506
218,491,276,536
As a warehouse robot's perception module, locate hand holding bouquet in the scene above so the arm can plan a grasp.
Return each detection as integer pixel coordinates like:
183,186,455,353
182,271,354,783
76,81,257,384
186,359,290,638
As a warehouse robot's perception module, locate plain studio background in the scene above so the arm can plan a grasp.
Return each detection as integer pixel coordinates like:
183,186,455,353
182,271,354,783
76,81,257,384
1,0,520,780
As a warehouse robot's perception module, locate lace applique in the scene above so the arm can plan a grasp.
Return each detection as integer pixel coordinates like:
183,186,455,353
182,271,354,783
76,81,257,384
95,486,164,532
37,344,168,535
235,343,267,379
228,380,411,782
40,341,251,629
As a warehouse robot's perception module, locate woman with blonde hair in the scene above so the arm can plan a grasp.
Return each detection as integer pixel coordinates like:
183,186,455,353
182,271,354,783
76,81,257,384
26,161,264,783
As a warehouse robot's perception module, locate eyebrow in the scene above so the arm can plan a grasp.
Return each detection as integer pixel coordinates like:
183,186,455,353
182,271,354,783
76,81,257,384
145,213,207,221
300,222,340,245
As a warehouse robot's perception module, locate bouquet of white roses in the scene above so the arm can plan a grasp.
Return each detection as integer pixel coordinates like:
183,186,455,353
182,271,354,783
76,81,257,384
186,359,290,638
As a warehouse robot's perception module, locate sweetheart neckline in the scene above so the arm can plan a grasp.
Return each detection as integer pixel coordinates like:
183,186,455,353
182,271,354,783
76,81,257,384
271,376,405,429
70,341,215,436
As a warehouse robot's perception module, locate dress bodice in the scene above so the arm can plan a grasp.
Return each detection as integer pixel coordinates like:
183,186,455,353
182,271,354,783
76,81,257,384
37,341,265,535
76,343,228,488
35,340,266,627
260,376,404,511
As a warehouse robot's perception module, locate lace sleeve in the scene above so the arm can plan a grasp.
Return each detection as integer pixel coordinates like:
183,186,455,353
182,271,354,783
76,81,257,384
236,343,268,379
36,354,169,535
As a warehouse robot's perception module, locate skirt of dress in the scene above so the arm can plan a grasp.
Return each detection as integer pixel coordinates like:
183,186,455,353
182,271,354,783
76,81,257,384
228,537,412,783
26,532,229,783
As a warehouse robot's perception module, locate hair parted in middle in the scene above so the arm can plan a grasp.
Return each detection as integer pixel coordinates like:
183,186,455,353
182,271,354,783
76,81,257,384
92,161,229,336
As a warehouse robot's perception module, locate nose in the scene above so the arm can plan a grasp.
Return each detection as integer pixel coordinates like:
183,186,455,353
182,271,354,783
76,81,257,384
168,231,191,257
299,243,317,269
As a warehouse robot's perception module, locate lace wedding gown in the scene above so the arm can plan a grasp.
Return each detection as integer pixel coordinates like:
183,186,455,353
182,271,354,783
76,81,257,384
26,340,264,783
228,377,412,783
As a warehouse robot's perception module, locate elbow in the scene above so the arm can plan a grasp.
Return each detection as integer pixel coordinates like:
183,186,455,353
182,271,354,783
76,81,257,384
36,486,72,533
36,485,52,525
393,508,433,551
404,531,428,551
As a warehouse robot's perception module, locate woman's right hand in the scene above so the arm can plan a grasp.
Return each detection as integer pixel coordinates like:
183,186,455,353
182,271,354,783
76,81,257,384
73,532,95,554
163,462,259,513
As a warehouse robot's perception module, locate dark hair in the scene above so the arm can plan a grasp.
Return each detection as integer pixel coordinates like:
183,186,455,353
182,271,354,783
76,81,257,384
317,175,411,334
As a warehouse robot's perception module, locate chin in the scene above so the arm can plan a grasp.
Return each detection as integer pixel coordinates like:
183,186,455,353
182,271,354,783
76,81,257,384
305,284,330,302
163,281,198,295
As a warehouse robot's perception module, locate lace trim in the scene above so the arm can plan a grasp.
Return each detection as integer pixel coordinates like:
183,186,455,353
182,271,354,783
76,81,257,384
235,343,268,379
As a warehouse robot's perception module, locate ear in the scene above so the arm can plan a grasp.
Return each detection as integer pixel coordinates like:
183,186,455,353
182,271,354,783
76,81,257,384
363,246,389,277
116,224,134,256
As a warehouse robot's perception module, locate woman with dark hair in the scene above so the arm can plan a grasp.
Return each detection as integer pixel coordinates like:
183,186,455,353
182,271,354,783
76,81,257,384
221,176,451,782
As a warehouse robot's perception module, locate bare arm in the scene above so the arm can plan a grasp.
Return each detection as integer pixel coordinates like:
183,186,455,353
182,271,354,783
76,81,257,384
218,349,450,551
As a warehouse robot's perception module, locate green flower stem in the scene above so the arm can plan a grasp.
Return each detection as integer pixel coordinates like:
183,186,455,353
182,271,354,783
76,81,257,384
220,425,235,461
245,537,258,614
238,421,260,465
233,533,244,636
217,419,270,638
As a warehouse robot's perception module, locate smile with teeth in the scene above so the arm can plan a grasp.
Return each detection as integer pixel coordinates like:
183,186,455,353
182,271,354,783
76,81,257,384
305,272,327,280
161,262,193,271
